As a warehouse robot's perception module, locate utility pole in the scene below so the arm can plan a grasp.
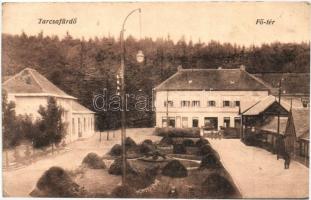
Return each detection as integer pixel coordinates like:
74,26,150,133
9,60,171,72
166,90,169,127
276,78,282,155
119,8,143,186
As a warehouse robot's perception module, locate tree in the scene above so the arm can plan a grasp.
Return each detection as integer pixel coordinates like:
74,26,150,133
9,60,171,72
2,90,21,167
34,97,66,153
2,90,21,149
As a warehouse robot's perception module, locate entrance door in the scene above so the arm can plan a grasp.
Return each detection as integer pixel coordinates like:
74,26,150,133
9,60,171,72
204,117,218,130
234,117,241,128
192,117,199,127
169,117,175,128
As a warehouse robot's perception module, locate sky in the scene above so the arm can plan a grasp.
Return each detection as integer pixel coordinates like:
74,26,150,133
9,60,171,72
2,2,310,46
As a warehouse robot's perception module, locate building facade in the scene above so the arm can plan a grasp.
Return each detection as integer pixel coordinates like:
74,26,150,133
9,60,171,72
154,66,272,130
3,68,95,143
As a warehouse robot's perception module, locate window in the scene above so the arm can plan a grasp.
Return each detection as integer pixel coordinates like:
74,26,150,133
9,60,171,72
181,100,190,107
192,101,200,107
224,117,230,128
235,101,240,107
192,117,199,127
208,100,216,107
72,118,75,135
164,100,174,107
78,118,82,137
223,101,230,107
301,98,309,108
84,118,86,131
182,117,188,128
162,117,167,127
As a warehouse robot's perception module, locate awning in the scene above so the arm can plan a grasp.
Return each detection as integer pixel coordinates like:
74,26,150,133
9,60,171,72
242,95,289,116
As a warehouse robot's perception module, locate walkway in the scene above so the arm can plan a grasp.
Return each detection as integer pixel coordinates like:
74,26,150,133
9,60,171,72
3,128,158,197
209,139,309,198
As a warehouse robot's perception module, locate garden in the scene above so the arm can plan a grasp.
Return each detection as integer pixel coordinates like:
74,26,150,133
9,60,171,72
29,127,241,198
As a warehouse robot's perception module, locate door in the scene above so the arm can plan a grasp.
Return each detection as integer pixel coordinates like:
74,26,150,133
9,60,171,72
169,117,175,128
234,117,241,128
192,117,199,127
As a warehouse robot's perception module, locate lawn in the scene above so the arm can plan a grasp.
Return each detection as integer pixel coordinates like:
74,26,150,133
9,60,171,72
27,131,241,198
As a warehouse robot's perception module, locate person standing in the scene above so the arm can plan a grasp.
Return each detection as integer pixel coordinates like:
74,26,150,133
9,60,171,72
284,152,291,169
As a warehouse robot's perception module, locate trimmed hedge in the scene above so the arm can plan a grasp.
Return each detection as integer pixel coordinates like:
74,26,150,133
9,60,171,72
202,173,236,198
162,160,188,178
108,158,137,176
125,137,137,148
197,144,214,156
195,138,210,147
111,185,135,198
154,127,200,138
200,154,221,169
82,153,106,169
182,139,195,147
109,144,122,156
31,166,86,197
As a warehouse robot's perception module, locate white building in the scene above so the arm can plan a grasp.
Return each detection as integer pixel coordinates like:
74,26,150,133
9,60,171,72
154,66,273,130
3,68,95,143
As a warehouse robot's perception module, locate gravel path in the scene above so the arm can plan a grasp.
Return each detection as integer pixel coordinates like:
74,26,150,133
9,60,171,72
3,128,158,197
209,139,309,198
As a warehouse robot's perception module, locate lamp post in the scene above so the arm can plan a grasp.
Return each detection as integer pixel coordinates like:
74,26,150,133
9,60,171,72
119,8,144,186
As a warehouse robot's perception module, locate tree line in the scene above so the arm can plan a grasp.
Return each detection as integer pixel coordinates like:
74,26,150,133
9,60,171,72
2,32,310,130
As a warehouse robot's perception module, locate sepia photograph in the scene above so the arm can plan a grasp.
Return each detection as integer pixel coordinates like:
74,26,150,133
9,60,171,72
1,2,310,198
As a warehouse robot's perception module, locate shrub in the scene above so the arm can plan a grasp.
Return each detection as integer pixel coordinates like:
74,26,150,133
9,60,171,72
197,144,214,156
202,173,236,198
82,153,106,169
125,137,137,148
145,165,160,177
200,154,221,169
195,138,210,147
139,143,155,154
111,184,135,198
31,166,86,197
173,144,187,154
182,139,195,147
108,158,137,175
154,127,200,138
159,136,174,146
125,172,156,190
109,144,122,156
162,160,188,178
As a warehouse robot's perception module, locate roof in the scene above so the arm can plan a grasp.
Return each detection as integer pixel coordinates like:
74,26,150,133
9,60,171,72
253,73,310,95
260,109,309,138
155,68,273,91
72,101,95,114
242,95,289,116
2,68,75,99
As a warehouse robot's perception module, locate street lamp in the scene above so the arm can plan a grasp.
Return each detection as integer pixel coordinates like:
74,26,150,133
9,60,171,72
119,8,144,186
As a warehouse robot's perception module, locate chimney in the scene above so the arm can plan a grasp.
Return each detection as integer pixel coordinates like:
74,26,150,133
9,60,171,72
240,65,246,71
177,65,183,71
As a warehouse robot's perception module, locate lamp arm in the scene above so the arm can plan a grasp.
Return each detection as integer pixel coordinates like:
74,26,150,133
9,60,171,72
121,8,141,32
